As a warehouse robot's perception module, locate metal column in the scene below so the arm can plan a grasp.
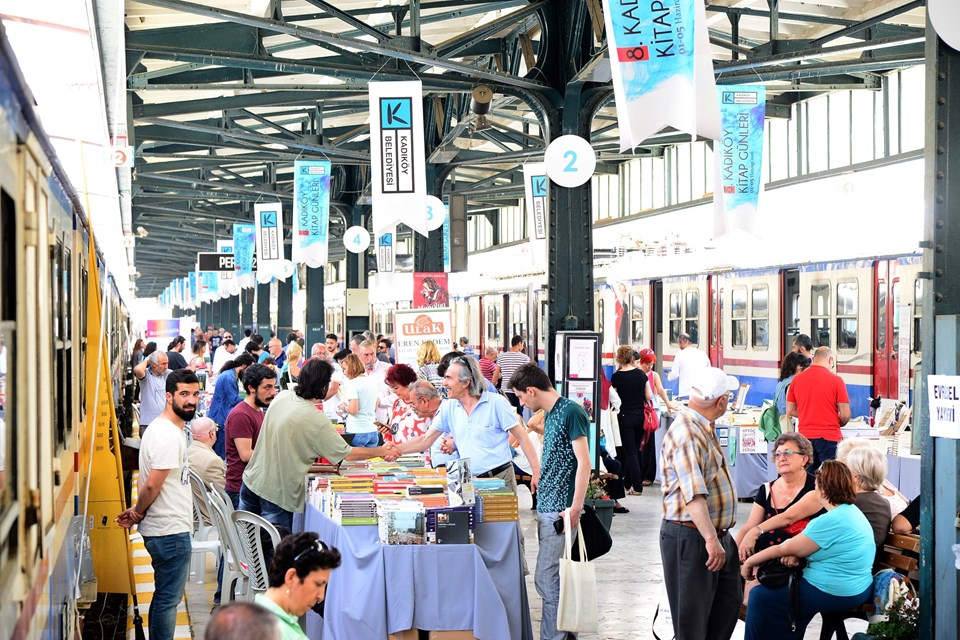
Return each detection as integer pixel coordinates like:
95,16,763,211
256,281,271,335
277,246,294,335
345,204,369,340
920,23,960,640
304,266,325,356
240,288,254,335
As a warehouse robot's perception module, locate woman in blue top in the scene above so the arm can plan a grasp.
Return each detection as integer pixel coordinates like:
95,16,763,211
741,460,875,640
208,353,255,458
774,351,811,415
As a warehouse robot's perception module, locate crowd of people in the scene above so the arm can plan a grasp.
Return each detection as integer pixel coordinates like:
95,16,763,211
124,325,921,640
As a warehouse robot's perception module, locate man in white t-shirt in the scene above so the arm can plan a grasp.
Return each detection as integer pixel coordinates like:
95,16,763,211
358,339,392,423
117,369,201,640
667,333,711,398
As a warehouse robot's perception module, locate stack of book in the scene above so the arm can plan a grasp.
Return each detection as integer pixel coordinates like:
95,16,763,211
334,494,378,526
476,491,519,523
377,500,426,545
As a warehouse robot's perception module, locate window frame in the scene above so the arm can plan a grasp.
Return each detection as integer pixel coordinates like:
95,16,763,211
810,280,832,348
751,285,770,350
836,279,859,352
730,286,747,350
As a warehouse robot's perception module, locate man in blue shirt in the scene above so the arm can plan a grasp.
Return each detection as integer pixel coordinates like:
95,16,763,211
397,355,540,493
512,364,591,640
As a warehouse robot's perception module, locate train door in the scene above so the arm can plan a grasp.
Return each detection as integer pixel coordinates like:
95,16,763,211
708,276,721,366
782,269,800,359
508,292,528,346
873,260,898,400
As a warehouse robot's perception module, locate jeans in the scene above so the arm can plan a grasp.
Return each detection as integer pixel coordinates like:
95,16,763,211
745,577,872,640
213,427,226,460
225,489,240,510
142,533,192,640
810,438,838,470
238,483,293,534
535,512,576,640
348,431,379,448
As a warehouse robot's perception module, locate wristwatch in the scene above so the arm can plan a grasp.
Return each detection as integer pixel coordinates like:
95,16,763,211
755,525,764,535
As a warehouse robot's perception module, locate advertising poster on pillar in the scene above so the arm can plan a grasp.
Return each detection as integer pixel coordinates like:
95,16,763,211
601,0,720,149
394,308,454,367
714,85,766,233
413,272,449,308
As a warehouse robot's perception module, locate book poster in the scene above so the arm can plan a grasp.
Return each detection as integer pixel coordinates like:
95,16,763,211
739,426,767,455
413,272,449,308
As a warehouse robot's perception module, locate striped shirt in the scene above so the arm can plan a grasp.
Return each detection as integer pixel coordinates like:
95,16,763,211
660,407,737,529
497,350,531,393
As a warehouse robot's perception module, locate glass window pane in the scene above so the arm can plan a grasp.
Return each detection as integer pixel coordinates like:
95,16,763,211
631,293,644,343
807,97,829,173
691,142,707,199
812,318,831,348
837,281,858,316
752,320,769,349
732,287,747,318
838,318,858,350
677,144,691,203
900,66,924,151
752,287,768,318
685,290,699,319
851,90,876,164
670,320,681,344
669,292,681,319
788,104,799,177
877,283,886,351
732,320,747,348
652,157,665,209
829,92,851,168
685,320,699,345
888,72,900,155
811,282,830,317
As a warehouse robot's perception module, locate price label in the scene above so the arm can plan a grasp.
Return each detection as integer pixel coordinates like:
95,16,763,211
544,135,596,188
343,226,371,253
425,195,447,231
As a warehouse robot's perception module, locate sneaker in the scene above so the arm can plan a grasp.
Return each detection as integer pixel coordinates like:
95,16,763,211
613,505,630,514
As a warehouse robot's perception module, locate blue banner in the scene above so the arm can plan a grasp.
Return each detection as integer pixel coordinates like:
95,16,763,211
602,0,720,149
293,160,331,268
715,85,766,233
188,271,197,306
233,222,255,288
442,204,451,273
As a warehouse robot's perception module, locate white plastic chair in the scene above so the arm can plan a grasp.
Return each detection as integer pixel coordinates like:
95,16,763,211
187,470,220,583
207,493,249,601
231,510,281,598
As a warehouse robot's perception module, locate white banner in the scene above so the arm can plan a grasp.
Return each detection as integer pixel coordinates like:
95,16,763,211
376,226,396,274
394,308,454,367
523,162,548,267
217,239,240,298
602,0,720,150
254,202,292,283
368,81,428,237
293,159,331,268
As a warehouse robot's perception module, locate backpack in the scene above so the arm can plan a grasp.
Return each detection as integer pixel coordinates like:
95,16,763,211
758,384,786,442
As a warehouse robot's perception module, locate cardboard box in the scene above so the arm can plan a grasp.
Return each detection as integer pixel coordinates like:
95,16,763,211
427,632,479,640
388,630,418,640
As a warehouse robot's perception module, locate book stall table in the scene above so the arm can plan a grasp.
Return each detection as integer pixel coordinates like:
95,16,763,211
296,505,534,640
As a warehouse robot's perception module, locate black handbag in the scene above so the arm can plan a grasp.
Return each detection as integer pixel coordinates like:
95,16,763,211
570,505,613,561
756,559,805,632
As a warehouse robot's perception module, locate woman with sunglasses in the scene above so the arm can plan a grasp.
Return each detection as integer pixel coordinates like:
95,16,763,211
382,364,431,448
735,433,820,604
741,461,875,640
257,532,341,640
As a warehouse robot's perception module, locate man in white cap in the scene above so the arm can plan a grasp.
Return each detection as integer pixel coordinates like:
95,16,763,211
659,367,740,640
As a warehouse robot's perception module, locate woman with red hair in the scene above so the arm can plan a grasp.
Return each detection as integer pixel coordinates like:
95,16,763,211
636,349,679,486
382,364,432,457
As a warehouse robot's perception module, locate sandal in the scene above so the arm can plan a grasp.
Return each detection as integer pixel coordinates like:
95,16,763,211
642,480,654,486
627,489,643,496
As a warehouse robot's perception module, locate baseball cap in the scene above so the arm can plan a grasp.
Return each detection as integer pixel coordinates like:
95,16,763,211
689,367,739,401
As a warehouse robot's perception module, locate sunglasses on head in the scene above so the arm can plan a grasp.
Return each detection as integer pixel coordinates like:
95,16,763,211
293,538,329,564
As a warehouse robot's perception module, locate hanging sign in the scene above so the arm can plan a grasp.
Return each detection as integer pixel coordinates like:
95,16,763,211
377,227,396,273
928,374,960,439
233,223,256,288
368,80,429,237
713,85,766,235
523,162,548,267
188,271,197,308
198,252,234,272
254,202,287,283
442,211,451,273
217,240,239,297
293,159,331,268
425,195,447,232
413,272,450,308
601,0,720,150
343,226,371,253
544,136,596,188
394,308,454,366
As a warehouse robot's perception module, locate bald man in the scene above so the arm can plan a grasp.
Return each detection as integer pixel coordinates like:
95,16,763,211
786,346,851,469
187,417,226,524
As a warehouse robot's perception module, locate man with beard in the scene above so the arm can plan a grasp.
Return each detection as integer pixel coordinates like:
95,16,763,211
224,364,278,509
116,369,201,640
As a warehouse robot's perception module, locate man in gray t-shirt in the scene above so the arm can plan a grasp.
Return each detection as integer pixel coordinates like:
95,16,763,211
134,351,169,434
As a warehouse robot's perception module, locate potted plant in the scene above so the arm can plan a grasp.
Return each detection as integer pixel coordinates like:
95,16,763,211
584,476,615,531
851,592,920,640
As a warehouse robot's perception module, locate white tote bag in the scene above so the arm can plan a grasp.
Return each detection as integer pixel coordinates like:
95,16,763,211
557,511,599,633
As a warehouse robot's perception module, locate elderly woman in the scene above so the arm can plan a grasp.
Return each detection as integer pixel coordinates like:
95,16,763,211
836,443,893,548
741,461,875,640
256,533,341,640
836,438,909,516
383,364,431,446
736,433,819,604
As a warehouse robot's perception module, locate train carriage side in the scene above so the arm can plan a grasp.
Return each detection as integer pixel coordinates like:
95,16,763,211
659,275,711,398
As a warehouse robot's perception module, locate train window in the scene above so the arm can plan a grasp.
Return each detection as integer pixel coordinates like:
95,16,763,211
486,303,501,344
913,280,922,353
810,282,831,347
685,290,699,345
0,188,17,566
630,293,644,343
52,240,67,450
731,287,747,349
511,299,526,341
751,286,769,349
669,291,681,344
891,281,900,350
877,283,887,352
836,281,858,351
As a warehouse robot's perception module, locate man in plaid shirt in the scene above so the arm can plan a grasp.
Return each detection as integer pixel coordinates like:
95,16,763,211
659,367,741,640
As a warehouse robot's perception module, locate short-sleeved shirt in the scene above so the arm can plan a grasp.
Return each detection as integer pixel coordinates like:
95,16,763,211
243,390,352,513
537,397,590,513
752,474,818,550
225,401,265,493
787,365,850,441
138,370,169,428
610,368,649,414
478,357,497,383
898,495,920,531
254,594,308,640
660,407,737,529
431,391,519,475
138,417,193,537
497,351,531,393
208,368,241,425
167,350,189,371
855,490,893,547
802,503,876,596
342,375,378,434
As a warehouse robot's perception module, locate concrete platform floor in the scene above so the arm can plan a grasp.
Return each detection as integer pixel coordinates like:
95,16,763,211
184,487,870,639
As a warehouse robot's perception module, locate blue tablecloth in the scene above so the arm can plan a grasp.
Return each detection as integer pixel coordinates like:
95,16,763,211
887,454,920,498
297,505,534,640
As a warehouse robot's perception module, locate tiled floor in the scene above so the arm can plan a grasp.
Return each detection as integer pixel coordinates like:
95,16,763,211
182,488,870,639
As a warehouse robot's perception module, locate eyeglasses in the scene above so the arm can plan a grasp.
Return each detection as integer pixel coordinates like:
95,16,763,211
773,450,800,458
293,538,328,564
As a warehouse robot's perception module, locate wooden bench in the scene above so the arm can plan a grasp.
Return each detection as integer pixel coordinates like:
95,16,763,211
818,532,920,640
